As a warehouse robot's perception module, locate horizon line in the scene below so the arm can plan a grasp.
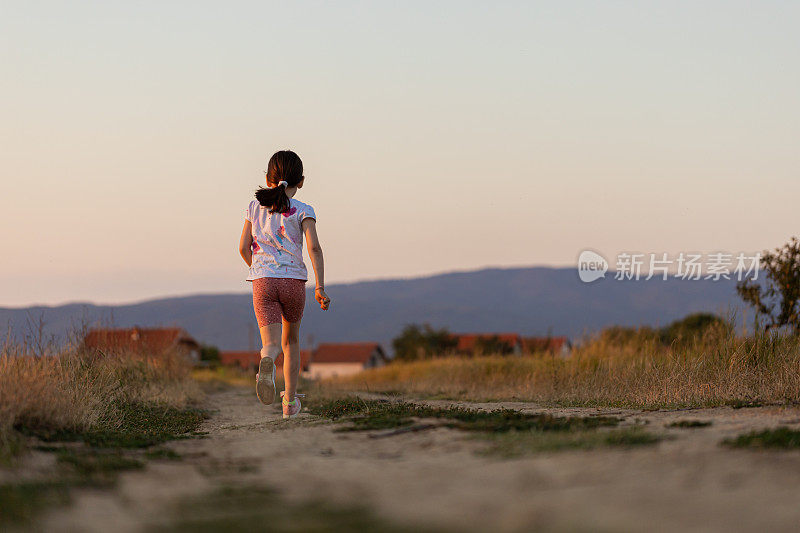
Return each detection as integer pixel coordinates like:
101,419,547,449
3,263,578,310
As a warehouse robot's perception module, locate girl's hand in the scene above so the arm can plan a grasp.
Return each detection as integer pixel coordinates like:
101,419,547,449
315,287,331,310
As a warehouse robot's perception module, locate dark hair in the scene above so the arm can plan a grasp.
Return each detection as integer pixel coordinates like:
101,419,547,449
255,150,304,213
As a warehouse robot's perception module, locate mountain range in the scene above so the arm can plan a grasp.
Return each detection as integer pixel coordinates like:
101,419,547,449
0,267,745,352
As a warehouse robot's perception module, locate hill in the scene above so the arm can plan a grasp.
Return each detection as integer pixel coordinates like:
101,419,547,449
0,267,743,351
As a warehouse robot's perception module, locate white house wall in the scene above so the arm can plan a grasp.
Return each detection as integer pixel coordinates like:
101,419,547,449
308,363,365,379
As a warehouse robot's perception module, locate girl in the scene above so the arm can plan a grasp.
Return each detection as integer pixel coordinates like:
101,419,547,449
239,150,330,419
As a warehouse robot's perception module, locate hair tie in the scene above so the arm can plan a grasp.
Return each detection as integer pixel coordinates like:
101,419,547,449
278,181,288,188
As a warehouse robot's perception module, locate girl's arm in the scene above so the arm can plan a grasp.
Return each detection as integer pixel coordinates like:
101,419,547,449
302,218,330,310
239,220,253,267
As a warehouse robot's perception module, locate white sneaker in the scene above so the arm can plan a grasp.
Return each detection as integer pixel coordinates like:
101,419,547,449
256,357,276,405
281,391,304,419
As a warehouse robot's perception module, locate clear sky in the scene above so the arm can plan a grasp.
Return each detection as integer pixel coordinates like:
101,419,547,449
2,1,798,307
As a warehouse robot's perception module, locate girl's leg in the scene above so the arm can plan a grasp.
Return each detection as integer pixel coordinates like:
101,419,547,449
253,278,283,405
276,279,307,402
256,324,281,405
259,324,282,361
253,278,283,361
281,317,301,401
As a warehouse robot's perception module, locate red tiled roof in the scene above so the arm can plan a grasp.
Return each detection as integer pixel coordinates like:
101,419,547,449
312,343,384,364
83,327,197,354
521,336,570,353
219,350,311,370
454,333,522,352
219,351,259,369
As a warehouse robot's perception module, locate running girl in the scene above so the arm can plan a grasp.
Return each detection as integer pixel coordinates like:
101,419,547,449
239,150,330,419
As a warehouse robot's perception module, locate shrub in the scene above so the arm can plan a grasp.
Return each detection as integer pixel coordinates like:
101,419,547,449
737,236,800,334
392,324,457,361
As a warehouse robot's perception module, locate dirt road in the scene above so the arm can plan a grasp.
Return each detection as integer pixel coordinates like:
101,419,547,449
43,387,800,532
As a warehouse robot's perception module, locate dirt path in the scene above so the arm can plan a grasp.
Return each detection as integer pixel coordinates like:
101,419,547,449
44,388,800,532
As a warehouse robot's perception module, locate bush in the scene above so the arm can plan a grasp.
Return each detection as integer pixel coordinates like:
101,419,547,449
199,344,220,364
594,313,729,348
473,335,514,355
659,313,729,345
737,236,800,334
392,324,457,361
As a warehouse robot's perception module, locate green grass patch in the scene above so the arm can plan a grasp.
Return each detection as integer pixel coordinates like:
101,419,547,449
21,401,208,449
56,448,144,480
87,402,208,448
308,397,622,433
0,482,70,528
0,428,25,466
481,427,663,457
603,427,662,446
145,447,182,461
6,401,206,528
157,485,426,532
725,399,765,409
723,427,800,449
309,397,662,458
667,420,712,428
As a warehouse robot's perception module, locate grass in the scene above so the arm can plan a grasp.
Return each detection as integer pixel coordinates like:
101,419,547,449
56,448,145,480
321,328,800,409
145,447,182,460
0,338,207,529
308,397,661,457
0,430,24,466
724,399,765,409
722,427,800,449
157,485,430,533
0,482,71,527
481,427,663,457
667,420,712,428
20,401,208,448
307,397,622,433
0,446,153,528
192,365,253,390
1,345,203,458
192,365,317,394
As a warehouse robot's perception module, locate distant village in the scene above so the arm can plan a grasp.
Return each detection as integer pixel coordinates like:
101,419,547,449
82,327,572,379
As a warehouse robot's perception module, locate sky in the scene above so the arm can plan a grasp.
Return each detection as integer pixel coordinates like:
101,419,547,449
1,1,799,307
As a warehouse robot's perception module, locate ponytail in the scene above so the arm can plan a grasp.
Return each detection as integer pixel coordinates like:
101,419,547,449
255,150,304,213
255,181,290,214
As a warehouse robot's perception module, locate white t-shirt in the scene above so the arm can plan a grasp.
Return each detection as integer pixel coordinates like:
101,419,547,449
245,198,316,281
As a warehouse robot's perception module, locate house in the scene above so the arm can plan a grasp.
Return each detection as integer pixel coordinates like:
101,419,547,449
453,333,523,355
306,342,388,379
82,327,201,362
219,350,312,373
219,343,386,379
521,336,572,357
218,351,259,371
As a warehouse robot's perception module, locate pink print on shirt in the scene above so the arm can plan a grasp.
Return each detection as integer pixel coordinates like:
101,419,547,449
246,198,315,281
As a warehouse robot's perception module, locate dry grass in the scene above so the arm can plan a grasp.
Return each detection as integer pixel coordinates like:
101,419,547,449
323,328,800,409
192,365,316,393
192,365,253,390
0,342,201,461
0,340,205,528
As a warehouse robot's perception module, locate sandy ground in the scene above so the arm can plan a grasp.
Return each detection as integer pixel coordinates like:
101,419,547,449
38,387,800,532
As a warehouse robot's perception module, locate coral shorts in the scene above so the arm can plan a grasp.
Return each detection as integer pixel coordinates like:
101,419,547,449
251,277,306,326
